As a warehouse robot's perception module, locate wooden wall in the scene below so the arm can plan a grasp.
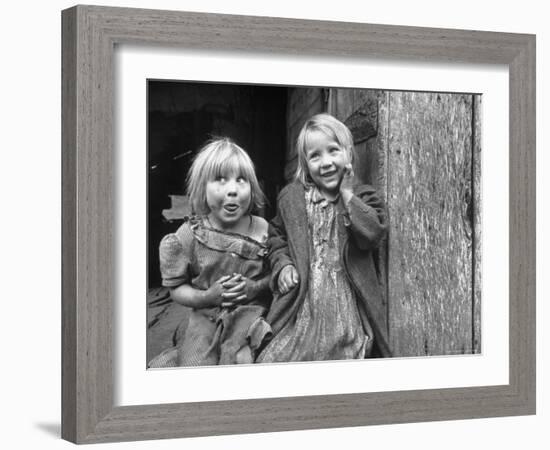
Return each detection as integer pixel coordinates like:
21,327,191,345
285,87,326,181
324,89,481,357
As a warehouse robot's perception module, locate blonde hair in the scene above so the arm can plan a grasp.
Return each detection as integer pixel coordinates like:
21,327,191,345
186,138,265,215
295,113,355,185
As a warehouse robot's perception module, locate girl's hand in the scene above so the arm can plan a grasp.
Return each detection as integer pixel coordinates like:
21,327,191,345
340,163,354,204
278,265,299,294
205,275,232,306
220,273,254,307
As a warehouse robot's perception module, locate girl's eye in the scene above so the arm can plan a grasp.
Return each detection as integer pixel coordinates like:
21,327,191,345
308,152,319,160
237,176,247,183
216,176,226,182
329,147,341,154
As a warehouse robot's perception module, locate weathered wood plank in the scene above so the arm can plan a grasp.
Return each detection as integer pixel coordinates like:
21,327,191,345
472,95,482,353
285,87,324,180
368,91,391,333
61,6,78,442
328,88,384,186
387,92,474,357
330,89,390,320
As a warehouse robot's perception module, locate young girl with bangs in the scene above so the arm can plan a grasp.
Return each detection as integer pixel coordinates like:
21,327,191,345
152,138,272,367
258,114,391,363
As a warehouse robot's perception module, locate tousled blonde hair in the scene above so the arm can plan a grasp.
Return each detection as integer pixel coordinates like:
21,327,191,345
294,113,355,185
186,138,265,215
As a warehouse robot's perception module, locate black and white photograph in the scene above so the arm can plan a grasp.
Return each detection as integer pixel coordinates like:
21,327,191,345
146,81,482,368
4,0,543,446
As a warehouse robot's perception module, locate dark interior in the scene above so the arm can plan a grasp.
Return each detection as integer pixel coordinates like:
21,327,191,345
147,81,288,287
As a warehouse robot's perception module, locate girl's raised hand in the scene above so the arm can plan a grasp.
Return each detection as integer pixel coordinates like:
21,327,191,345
340,163,354,204
278,265,299,294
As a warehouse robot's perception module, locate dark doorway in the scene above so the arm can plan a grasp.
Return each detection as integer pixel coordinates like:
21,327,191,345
148,81,288,288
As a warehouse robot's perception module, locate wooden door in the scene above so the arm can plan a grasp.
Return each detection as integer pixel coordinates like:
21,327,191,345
328,89,481,357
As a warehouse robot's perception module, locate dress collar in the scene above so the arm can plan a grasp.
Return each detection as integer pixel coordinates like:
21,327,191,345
307,185,340,206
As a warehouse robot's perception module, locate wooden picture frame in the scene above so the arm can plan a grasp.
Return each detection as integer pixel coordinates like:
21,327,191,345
61,5,536,444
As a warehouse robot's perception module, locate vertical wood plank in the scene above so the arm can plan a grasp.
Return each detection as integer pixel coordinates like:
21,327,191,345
285,87,324,181
67,6,115,441
369,92,391,333
329,88,385,188
330,88,390,328
61,6,77,443
508,39,536,408
472,94,482,353
387,92,474,357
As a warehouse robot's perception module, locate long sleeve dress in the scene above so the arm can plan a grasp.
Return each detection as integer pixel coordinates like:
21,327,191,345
257,181,391,363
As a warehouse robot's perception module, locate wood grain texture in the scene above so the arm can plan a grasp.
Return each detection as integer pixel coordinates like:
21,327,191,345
85,385,521,443
508,37,536,411
61,7,77,443
62,5,536,443
62,5,115,442
329,88,389,320
330,89,480,357
387,92,474,356
472,95,482,353
285,87,324,181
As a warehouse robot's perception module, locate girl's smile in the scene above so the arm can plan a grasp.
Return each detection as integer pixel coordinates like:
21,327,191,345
206,172,251,230
305,130,348,199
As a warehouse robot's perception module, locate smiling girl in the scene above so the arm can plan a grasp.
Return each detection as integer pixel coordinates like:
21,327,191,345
257,114,391,363
153,138,272,367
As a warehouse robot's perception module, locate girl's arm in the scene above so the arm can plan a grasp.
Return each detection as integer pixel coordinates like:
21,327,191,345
170,275,230,309
160,224,229,308
219,273,271,306
268,207,298,292
342,184,388,251
249,274,270,297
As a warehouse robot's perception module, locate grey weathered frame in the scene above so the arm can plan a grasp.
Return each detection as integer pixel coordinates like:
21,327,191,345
61,5,536,444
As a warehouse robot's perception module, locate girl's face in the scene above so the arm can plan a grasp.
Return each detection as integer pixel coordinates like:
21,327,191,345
206,169,251,229
304,130,348,199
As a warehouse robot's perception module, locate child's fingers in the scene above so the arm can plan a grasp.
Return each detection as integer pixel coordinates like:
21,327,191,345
222,289,246,299
223,281,246,293
234,294,247,303
281,274,293,293
222,276,243,288
224,274,241,283
291,269,299,284
221,294,246,308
